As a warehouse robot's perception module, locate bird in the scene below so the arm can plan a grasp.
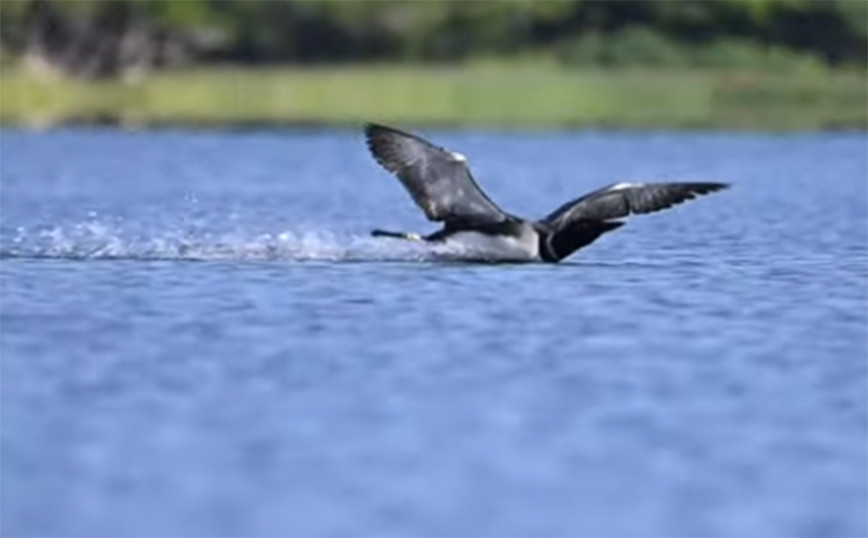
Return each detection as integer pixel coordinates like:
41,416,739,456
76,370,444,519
364,122,729,263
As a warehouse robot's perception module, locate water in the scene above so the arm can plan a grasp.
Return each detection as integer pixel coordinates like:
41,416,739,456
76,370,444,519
1,127,866,537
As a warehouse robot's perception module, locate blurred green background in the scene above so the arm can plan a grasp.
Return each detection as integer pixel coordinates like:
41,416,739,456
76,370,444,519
1,0,866,129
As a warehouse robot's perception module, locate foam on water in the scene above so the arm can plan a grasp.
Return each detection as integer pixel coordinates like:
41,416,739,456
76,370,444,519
0,218,466,263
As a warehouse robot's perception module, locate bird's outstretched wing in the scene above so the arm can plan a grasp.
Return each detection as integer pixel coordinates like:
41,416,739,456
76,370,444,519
365,123,508,224
545,182,729,228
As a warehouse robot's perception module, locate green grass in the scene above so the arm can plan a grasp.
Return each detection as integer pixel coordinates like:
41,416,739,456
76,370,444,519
1,65,865,130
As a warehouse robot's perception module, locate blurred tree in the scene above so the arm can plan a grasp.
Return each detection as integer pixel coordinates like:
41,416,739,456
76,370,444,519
1,0,864,78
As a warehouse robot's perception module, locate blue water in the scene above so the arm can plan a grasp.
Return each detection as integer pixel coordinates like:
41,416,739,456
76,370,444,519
1,127,866,537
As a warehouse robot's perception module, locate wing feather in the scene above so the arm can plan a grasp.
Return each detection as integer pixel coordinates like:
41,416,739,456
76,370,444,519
546,182,729,228
365,123,507,224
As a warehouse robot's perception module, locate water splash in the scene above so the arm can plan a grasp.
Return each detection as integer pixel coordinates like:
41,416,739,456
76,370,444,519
0,219,460,263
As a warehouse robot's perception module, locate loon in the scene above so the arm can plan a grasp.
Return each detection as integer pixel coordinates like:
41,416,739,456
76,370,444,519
365,122,728,263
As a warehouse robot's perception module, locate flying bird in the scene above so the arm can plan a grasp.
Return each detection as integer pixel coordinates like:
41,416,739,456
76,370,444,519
364,122,728,263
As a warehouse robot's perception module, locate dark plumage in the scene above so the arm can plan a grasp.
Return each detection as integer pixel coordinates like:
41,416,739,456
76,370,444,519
364,122,729,262
365,122,507,225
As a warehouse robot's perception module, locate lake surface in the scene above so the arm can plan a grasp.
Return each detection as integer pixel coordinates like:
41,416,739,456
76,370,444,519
1,127,866,537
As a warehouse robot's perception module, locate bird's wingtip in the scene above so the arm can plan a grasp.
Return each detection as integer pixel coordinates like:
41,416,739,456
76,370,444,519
362,122,379,136
363,121,397,137
695,182,731,193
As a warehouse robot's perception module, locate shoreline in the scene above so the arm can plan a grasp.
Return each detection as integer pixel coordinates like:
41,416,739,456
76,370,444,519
3,118,866,134
2,66,866,131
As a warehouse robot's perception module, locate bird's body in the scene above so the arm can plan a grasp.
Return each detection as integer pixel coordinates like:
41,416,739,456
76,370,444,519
442,222,542,262
364,123,728,263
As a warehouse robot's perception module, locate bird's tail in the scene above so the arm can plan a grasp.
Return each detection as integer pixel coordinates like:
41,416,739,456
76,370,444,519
371,229,424,241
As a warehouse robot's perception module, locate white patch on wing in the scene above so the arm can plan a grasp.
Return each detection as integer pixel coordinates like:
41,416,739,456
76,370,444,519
448,151,467,163
608,182,640,191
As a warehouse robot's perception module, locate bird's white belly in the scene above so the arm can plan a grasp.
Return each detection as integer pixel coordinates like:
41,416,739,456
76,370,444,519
443,229,540,262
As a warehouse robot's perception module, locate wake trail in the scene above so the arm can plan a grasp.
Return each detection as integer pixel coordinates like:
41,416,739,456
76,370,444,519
0,221,468,263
